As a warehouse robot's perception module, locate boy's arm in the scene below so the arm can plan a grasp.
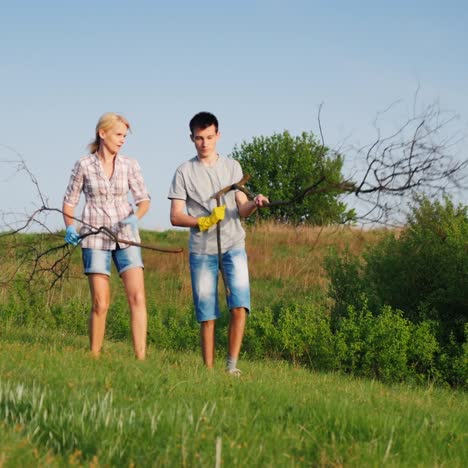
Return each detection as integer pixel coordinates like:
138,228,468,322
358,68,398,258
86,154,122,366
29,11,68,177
170,199,199,228
235,191,269,218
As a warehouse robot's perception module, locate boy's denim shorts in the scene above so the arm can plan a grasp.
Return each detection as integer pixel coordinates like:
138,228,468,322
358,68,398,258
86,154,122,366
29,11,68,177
189,248,251,322
81,246,144,276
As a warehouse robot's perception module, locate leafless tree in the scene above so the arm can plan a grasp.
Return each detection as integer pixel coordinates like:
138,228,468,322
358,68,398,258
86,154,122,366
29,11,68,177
329,97,467,225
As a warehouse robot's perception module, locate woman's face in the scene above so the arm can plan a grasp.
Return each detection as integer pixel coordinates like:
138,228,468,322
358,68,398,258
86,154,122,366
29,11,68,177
99,121,128,155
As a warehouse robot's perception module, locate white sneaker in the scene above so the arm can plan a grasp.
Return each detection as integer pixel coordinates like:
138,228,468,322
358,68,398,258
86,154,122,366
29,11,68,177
226,368,241,377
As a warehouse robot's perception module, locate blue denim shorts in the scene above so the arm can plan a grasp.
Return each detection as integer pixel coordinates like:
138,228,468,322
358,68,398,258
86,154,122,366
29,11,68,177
189,248,251,322
81,246,144,276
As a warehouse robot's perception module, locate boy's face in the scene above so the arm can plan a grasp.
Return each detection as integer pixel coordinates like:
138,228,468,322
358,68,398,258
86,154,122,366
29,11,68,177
191,124,220,159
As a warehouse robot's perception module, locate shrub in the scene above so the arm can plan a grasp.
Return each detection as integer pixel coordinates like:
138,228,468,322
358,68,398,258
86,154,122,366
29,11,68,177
335,303,442,383
364,196,468,344
361,306,411,382
243,307,278,360
243,303,338,371
325,196,468,386
324,248,367,328
334,303,374,375
407,319,440,382
146,304,199,351
452,323,468,387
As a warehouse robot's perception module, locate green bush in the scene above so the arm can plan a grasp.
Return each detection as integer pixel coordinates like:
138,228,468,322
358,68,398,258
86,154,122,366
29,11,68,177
335,303,441,384
334,303,374,375
324,247,368,329
325,196,468,386
452,323,468,387
407,320,440,382
437,325,468,388
364,196,468,343
243,307,279,360
105,296,131,341
146,303,199,351
276,303,336,370
244,303,339,371
50,298,88,335
361,306,411,382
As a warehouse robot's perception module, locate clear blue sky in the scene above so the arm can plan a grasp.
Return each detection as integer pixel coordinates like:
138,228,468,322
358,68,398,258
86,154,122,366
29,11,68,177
1,0,467,230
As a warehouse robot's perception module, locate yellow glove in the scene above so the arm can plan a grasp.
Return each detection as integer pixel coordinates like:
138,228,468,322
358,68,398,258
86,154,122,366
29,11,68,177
198,205,226,231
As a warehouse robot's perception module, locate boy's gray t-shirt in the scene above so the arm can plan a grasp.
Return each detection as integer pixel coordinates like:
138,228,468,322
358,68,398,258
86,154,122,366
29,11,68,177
168,155,246,255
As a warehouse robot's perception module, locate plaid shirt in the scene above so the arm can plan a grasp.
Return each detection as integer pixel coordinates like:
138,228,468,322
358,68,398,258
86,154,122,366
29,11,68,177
63,153,150,249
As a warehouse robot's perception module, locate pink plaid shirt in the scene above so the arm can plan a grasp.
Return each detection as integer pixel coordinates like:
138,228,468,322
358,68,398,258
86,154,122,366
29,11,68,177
63,153,150,249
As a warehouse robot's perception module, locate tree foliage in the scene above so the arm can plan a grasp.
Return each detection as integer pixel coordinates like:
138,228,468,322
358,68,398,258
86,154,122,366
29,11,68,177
230,131,355,225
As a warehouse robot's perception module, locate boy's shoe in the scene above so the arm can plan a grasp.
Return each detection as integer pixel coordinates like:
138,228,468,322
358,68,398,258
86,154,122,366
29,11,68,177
226,368,241,377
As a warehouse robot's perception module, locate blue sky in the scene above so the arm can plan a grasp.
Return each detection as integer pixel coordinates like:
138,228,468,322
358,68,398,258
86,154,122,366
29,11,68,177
1,1,467,230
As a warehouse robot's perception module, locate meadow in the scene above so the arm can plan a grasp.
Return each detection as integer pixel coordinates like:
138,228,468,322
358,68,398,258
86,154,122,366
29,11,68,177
0,223,467,466
1,327,467,467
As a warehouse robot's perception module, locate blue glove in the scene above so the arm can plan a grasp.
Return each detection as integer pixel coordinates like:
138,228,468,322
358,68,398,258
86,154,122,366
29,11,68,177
121,214,138,233
65,225,80,246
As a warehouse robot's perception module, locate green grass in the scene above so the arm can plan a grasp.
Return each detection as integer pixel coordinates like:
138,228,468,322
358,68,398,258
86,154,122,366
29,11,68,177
1,326,467,467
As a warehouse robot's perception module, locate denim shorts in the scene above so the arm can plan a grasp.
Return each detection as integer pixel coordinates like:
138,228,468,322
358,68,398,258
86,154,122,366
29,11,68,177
81,246,144,276
189,248,251,322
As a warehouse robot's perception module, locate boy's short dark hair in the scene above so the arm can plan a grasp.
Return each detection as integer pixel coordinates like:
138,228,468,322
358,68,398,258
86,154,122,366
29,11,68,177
189,112,219,134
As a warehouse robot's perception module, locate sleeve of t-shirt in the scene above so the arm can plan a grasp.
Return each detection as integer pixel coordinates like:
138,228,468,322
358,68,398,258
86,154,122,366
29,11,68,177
233,160,244,189
168,168,187,200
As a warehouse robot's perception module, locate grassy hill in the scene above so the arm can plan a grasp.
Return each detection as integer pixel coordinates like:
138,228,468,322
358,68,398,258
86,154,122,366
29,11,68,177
1,327,467,467
0,224,466,465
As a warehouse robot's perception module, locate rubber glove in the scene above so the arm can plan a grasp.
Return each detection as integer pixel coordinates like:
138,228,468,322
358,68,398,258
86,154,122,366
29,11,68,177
65,225,80,246
198,205,226,232
121,214,139,233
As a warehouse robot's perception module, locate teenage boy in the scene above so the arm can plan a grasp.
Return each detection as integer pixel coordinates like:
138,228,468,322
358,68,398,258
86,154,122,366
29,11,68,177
168,112,268,374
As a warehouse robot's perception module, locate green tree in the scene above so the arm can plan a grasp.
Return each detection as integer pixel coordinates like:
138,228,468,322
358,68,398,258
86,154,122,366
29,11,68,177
230,131,354,225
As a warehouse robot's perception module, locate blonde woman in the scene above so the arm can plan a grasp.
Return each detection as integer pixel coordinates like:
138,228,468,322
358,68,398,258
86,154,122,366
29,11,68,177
63,113,151,360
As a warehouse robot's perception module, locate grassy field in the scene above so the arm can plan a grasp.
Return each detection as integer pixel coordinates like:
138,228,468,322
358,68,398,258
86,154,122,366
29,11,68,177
1,326,467,467
1,224,466,466
2,224,390,312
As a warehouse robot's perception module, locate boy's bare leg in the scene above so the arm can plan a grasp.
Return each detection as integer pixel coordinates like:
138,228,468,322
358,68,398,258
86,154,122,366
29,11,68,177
227,307,246,373
201,319,216,367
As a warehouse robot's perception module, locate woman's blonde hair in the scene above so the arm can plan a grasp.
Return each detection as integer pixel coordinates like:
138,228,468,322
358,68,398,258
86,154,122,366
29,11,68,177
88,112,131,154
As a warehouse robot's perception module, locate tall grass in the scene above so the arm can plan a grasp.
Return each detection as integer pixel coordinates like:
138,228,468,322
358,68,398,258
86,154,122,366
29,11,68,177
0,223,389,313
0,327,467,467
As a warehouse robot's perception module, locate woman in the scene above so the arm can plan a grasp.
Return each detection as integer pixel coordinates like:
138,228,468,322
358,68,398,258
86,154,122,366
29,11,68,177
63,112,151,360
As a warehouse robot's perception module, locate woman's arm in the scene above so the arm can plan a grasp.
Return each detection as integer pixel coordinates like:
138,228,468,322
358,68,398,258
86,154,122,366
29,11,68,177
62,203,75,227
134,199,150,220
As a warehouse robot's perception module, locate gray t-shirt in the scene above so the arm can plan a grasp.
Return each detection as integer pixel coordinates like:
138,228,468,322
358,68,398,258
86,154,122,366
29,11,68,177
168,155,246,254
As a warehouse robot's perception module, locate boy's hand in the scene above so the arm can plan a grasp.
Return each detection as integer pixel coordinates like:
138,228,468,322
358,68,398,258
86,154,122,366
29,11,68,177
198,205,226,231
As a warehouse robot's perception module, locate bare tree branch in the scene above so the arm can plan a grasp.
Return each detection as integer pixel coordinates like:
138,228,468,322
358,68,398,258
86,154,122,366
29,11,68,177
0,150,183,292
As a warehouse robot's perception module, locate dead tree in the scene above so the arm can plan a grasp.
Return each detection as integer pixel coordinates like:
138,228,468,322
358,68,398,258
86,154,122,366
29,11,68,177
339,99,467,224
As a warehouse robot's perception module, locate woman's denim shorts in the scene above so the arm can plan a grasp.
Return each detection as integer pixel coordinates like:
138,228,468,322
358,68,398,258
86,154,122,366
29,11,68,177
82,246,143,276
